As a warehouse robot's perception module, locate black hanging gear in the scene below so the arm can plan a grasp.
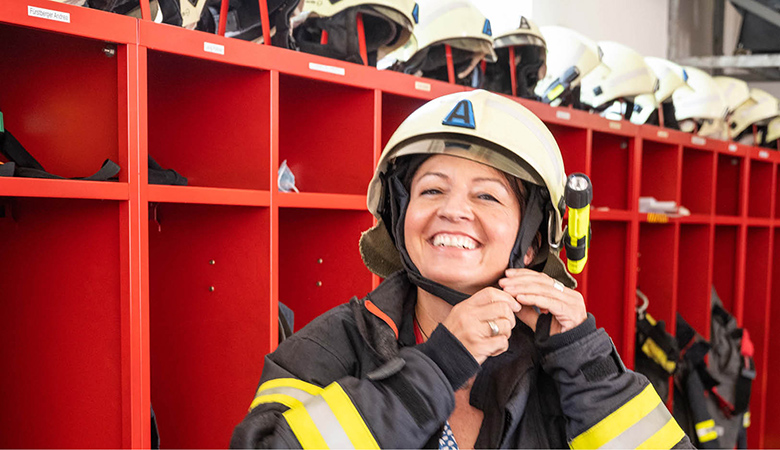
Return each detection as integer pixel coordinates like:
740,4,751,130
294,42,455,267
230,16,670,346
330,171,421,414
0,129,120,181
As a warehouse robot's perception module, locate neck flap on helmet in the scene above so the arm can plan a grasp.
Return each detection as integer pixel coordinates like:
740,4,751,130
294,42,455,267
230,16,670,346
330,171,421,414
378,155,549,306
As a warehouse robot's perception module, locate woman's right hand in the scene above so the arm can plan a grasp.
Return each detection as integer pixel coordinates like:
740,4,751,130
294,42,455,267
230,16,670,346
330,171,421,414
441,287,520,364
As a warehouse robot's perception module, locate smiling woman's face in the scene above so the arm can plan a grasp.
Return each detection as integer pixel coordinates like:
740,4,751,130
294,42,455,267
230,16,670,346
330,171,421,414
404,154,522,295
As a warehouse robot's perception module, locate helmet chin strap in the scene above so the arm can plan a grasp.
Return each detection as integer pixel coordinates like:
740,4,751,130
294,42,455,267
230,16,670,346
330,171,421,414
382,172,547,306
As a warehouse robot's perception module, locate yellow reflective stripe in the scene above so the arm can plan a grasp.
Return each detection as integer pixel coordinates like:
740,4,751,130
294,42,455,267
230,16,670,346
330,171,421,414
284,405,330,449
569,384,662,449
548,84,564,101
637,417,686,449
695,419,718,442
744,411,752,428
257,378,324,396
321,383,380,449
250,393,303,412
642,339,677,373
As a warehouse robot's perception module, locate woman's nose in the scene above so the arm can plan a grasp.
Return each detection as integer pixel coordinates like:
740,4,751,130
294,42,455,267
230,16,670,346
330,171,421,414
437,192,473,221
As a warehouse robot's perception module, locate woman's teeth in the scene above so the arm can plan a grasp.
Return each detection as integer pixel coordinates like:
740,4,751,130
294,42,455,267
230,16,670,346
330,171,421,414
432,234,477,250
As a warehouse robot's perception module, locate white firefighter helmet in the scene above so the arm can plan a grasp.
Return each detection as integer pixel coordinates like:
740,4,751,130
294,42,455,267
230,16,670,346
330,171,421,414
534,26,601,105
492,15,545,49
299,0,417,62
766,117,780,144
713,76,751,113
629,94,658,125
672,66,728,123
360,89,574,288
729,88,779,137
387,0,496,65
484,16,547,98
580,41,658,109
644,57,687,103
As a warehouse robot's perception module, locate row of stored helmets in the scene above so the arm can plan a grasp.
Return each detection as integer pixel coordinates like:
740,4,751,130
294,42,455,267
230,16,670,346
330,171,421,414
64,0,780,148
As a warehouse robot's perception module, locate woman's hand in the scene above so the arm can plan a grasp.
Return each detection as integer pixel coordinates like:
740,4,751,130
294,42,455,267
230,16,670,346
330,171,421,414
498,268,586,335
441,287,520,365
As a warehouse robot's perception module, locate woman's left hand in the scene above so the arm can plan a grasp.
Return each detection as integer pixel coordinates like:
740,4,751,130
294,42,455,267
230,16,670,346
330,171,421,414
498,268,587,335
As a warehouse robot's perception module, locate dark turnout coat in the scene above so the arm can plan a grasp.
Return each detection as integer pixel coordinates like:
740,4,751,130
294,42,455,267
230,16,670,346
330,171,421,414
231,271,693,449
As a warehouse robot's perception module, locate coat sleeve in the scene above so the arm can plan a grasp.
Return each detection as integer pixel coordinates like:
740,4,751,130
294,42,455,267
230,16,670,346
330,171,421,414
230,306,480,449
536,313,695,449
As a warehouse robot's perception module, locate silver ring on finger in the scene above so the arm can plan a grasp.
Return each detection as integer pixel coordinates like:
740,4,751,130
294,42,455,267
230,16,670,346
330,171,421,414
487,320,500,337
553,280,565,293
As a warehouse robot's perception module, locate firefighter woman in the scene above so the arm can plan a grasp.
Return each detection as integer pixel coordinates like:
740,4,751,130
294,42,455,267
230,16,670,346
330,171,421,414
231,89,693,449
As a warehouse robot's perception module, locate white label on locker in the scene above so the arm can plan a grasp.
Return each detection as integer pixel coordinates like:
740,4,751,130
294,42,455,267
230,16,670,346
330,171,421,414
28,6,70,23
309,62,346,76
759,150,770,159
556,111,571,120
204,42,224,55
657,130,669,138
609,122,621,130
729,144,738,152
691,136,706,146
415,81,431,92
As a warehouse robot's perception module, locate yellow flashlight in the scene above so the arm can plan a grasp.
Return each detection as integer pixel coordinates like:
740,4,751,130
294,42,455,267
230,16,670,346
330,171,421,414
564,173,592,274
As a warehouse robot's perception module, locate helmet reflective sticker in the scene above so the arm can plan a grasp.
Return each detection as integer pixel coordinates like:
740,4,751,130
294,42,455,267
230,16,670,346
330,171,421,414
519,16,530,29
412,3,419,23
442,99,476,129
483,18,492,36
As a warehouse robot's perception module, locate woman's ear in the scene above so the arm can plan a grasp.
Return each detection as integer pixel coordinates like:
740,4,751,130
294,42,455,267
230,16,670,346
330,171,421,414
523,232,542,266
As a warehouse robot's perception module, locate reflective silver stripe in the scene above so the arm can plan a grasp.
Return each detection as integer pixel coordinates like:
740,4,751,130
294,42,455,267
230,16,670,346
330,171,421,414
304,395,356,449
599,401,674,449
257,386,317,404
604,67,653,91
486,97,564,183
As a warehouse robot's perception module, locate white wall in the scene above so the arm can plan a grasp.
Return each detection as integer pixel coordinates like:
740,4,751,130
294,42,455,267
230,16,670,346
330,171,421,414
529,0,669,57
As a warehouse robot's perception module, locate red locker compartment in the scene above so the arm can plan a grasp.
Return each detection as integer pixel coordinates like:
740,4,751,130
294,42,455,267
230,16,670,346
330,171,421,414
149,203,271,449
278,75,375,195
278,208,373,330
0,198,123,448
146,51,271,190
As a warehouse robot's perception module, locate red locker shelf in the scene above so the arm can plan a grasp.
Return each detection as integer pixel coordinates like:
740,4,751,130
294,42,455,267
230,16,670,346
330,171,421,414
148,185,270,206
0,177,128,200
276,192,366,210
676,214,712,224
592,209,634,221
3,2,780,447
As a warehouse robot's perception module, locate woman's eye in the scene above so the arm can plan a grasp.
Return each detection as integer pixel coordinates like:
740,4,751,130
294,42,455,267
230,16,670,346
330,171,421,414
420,188,442,196
478,193,500,202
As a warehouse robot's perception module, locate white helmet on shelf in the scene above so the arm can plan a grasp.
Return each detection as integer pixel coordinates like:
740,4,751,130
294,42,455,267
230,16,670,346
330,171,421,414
483,16,547,98
383,0,496,86
645,57,687,103
534,26,601,106
729,88,779,138
764,116,780,147
713,76,751,113
672,66,728,131
579,41,657,110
